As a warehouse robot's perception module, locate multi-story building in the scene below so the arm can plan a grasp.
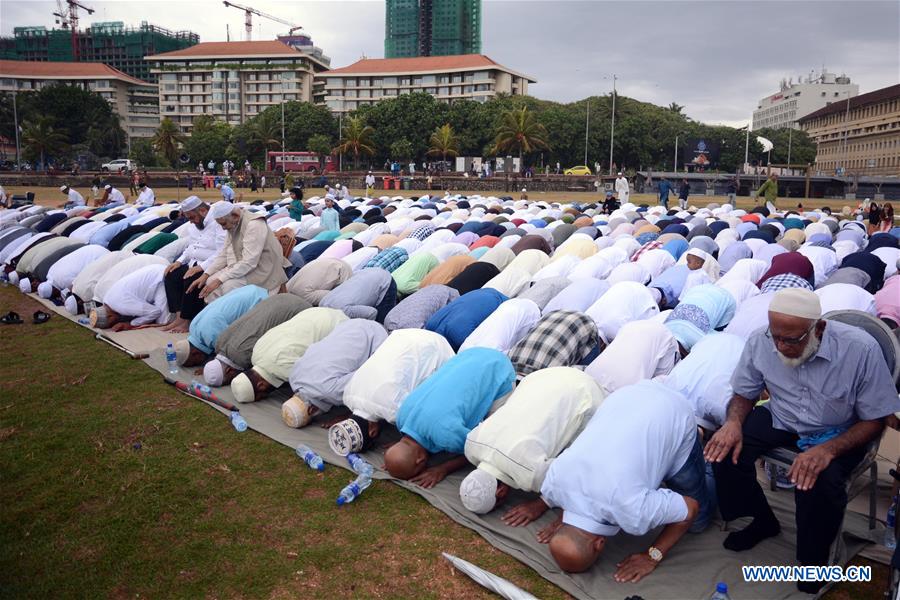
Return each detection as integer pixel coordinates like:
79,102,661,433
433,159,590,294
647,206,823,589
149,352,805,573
0,59,159,139
752,71,858,131
145,40,331,133
0,21,198,84
799,83,900,177
385,0,481,58
320,54,533,114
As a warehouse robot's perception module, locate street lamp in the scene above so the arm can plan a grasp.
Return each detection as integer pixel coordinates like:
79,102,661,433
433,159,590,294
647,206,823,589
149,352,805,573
838,90,853,176
673,131,687,173
607,74,617,175
583,97,590,167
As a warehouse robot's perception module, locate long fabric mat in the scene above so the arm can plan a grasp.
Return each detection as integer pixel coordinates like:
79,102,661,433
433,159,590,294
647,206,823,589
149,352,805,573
21,291,886,599
139,348,883,600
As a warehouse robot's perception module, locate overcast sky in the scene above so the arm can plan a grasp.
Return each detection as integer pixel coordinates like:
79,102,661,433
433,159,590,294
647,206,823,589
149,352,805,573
2,0,898,126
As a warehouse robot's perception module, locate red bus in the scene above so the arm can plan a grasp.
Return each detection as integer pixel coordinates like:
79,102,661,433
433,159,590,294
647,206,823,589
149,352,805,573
267,151,336,173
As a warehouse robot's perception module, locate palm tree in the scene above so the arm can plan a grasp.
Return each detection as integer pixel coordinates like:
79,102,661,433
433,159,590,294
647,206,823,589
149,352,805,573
253,111,282,158
333,117,375,169
667,102,685,115
490,107,550,164
426,124,460,165
152,118,184,167
22,117,68,171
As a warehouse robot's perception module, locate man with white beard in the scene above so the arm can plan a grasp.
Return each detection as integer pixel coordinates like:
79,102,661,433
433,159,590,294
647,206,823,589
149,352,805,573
704,288,898,595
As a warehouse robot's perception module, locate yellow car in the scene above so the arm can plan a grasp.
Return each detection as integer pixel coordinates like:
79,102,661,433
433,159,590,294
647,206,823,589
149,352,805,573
564,165,592,176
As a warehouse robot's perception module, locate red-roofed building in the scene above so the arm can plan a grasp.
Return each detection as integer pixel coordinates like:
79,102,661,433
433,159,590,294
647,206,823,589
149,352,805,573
145,40,331,133
0,59,158,139
318,54,535,114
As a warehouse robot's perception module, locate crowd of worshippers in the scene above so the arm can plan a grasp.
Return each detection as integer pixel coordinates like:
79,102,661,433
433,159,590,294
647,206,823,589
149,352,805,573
3,188,900,593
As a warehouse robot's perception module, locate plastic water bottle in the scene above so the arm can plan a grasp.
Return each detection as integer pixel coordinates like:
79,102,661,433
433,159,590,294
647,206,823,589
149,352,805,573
78,317,90,325
885,495,898,550
336,474,372,506
191,380,212,396
347,453,374,477
165,342,178,374
709,582,731,600
296,444,324,472
230,411,247,432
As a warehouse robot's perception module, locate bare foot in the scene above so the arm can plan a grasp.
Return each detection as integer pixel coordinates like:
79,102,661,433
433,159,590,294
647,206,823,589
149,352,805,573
537,514,563,543
162,317,190,332
501,498,549,527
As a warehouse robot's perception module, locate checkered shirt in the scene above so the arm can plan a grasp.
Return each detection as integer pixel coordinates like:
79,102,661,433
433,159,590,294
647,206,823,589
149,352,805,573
759,273,814,294
508,310,599,377
364,247,409,273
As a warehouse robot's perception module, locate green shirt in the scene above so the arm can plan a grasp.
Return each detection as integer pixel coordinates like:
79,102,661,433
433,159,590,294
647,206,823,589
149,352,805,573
757,179,778,203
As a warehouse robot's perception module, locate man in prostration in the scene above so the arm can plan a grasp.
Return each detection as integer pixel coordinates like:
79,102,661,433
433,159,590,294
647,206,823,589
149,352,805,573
615,172,630,204
172,284,269,367
89,263,171,331
383,347,515,488
161,196,227,332
540,379,711,583
705,288,899,594
203,294,311,387
191,201,289,305
460,367,606,525
281,319,388,428
327,329,455,456
229,307,346,403
507,310,601,378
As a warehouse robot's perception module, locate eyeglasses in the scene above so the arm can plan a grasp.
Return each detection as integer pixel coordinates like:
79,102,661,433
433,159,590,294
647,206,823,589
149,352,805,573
765,322,816,346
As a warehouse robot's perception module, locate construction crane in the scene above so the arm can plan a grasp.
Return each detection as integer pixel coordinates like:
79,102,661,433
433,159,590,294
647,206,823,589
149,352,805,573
53,0,95,60
222,1,302,41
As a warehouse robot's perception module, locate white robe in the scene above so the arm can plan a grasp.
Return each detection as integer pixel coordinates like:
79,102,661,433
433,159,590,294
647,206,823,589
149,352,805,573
459,298,541,353
102,263,171,326
585,320,679,394
45,245,110,291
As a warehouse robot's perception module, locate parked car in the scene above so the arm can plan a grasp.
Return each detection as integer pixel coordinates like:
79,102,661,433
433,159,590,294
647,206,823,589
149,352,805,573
101,159,135,173
564,165,592,176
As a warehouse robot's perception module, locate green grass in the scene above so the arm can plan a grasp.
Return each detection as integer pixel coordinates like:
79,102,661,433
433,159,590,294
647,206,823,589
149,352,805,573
0,286,889,599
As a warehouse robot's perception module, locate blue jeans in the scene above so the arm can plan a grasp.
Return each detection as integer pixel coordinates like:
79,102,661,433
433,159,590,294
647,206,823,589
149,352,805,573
666,433,716,533
659,194,668,209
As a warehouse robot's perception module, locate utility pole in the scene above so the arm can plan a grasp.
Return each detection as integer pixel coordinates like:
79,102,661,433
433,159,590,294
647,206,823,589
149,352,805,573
338,112,343,172
787,127,793,166
673,134,679,173
839,90,852,176
583,97,590,167
743,117,750,174
12,92,21,171
608,75,617,176
281,77,286,171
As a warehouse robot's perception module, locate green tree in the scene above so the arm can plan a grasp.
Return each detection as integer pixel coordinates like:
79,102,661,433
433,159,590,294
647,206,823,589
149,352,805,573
307,133,332,172
389,138,414,162
151,118,184,167
490,106,550,163
754,127,816,166
354,93,447,163
667,102,685,115
252,111,283,158
426,124,460,164
334,117,376,169
184,115,232,166
128,138,160,167
22,116,68,170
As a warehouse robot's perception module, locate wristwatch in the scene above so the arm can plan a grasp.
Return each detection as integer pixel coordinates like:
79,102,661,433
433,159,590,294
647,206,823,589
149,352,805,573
648,546,664,563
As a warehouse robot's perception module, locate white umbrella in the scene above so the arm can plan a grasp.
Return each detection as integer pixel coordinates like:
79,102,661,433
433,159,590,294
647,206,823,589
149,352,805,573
442,553,538,600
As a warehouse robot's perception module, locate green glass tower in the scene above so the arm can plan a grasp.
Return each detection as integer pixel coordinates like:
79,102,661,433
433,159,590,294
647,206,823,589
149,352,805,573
385,0,481,58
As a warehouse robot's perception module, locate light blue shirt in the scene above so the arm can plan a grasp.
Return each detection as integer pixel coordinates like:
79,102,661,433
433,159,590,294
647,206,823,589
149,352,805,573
188,284,268,354
320,207,340,231
220,184,235,202
540,380,694,536
396,348,515,454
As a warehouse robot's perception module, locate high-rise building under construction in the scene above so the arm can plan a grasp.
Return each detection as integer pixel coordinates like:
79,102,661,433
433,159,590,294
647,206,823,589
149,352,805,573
385,0,481,58
0,21,198,83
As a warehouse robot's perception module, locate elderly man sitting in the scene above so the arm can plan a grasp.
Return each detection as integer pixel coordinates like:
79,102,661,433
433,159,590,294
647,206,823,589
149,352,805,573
191,201,288,306
461,367,605,524
161,196,226,333
89,263,171,331
539,379,710,582
705,288,899,594
229,307,347,403
384,347,515,487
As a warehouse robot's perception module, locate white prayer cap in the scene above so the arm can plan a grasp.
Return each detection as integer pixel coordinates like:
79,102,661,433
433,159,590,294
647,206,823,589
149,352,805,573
203,359,224,387
89,306,109,329
617,172,623,175
209,201,235,220
64,295,79,315
180,196,202,212
174,339,191,365
459,467,498,514
7,271,19,286
59,185,68,192
18,277,31,294
104,184,112,190
282,395,314,428
231,372,255,403
769,288,821,320
37,281,53,298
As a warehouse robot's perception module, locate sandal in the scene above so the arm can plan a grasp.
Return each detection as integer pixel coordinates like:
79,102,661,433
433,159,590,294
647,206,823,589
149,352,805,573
33,311,51,325
1,311,23,325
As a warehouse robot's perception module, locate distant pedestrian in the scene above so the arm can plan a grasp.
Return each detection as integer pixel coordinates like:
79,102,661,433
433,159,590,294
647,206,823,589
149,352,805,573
555,161,561,175
260,175,266,192
615,172,630,203
657,178,674,209
365,171,376,197
678,178,691,210
756,173,779,209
